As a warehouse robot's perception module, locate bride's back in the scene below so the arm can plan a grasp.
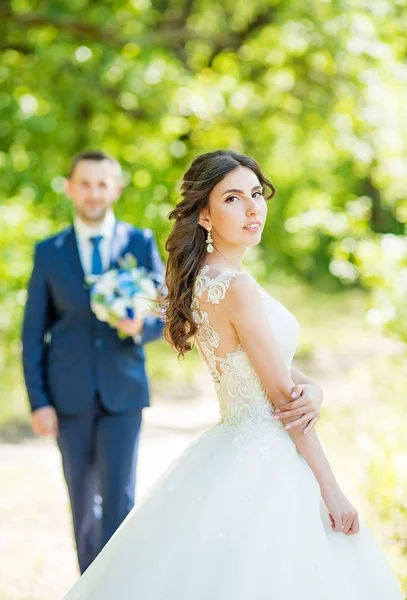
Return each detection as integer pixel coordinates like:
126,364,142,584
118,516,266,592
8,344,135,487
191,264,299,442
192,264,241,374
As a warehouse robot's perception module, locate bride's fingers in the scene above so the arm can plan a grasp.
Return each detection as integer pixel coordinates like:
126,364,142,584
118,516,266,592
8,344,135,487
274,401,316,420
329,511,345,533
274,396,307,414
303,417,318,434
274,407,306,420
347,513,360,535
343,513,354,534
284,413,317,431
333,514,344,533
329,513,337,531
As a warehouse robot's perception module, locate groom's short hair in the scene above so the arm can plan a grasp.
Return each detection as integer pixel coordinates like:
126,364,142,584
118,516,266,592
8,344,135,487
68,150,122,181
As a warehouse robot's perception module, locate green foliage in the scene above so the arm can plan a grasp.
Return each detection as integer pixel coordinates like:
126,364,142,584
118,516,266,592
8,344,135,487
2,1,407,278
363,358,407,595
368,434,407,596
1,3,407,411
355,234,407,345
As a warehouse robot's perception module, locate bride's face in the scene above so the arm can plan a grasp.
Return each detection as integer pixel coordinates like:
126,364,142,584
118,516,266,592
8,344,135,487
199,166,267,250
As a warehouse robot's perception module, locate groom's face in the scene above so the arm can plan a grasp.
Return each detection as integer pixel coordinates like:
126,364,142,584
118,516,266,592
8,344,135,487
66,159,122,225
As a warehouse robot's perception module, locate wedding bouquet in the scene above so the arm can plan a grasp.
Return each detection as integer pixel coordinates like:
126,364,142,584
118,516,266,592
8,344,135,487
87,254,157,338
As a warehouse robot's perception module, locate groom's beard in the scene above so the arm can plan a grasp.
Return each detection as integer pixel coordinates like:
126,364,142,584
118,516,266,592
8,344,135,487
76,202,110,226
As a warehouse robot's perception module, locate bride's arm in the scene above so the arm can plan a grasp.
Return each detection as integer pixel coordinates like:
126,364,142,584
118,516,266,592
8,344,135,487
225,273,359,535
274,367,323,434
290,366,315,386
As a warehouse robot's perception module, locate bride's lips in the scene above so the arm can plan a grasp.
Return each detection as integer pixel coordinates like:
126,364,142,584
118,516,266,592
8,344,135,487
243,221,262,232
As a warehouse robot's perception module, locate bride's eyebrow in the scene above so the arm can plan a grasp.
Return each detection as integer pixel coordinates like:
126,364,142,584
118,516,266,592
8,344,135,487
221,185,262,196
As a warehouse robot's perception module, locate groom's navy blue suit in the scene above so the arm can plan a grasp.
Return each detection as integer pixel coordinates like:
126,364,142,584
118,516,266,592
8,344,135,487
22,221,165,573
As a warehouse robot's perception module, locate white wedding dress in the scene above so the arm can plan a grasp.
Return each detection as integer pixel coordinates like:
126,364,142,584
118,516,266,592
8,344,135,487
64,265,402,599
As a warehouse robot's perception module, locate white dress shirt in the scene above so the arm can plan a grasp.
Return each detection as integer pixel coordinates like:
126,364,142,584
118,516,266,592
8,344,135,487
74,211,116,275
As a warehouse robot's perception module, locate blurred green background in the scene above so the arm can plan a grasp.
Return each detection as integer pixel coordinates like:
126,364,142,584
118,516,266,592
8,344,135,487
1,0,406,594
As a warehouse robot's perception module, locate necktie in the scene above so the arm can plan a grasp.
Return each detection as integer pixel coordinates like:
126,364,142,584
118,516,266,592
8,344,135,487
89,235,103,275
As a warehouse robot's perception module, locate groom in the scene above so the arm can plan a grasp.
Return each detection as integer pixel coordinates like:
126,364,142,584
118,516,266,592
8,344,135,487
22,150,165,573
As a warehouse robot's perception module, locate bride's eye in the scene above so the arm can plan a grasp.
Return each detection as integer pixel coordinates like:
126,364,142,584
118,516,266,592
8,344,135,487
225,195,239,203
253,190,264,199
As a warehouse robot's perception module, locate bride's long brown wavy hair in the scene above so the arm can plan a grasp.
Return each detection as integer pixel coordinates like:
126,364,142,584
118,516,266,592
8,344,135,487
163,150,276,358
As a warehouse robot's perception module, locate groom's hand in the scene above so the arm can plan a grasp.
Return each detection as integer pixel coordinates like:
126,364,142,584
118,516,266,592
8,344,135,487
31,406,59,437
274,383,323,434
116,315,144,337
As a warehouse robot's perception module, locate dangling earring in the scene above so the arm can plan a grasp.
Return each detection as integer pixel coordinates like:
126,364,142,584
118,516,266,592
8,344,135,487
206,228,214,253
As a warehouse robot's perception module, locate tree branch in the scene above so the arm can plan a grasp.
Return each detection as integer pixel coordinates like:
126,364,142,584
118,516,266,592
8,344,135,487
1,5,274,72
1,7,195,51
363,176,403,235
207,9,275,67
0,43,33,54
59,62,147,119
1,7,129,48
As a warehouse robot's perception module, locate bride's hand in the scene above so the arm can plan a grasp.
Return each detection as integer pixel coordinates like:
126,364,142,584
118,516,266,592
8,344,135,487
321,481,359,536
273,383,322,434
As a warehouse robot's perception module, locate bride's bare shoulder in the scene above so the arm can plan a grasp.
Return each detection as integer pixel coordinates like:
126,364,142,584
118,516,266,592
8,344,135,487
229,270,259,293
220,271,262,312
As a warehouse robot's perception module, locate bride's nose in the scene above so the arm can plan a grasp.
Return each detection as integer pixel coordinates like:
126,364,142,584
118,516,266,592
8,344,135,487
246,197,258,216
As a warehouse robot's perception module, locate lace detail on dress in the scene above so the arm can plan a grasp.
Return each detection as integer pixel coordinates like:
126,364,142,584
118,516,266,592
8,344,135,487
191,265,237,381
193,264,236,305
192,265,298,458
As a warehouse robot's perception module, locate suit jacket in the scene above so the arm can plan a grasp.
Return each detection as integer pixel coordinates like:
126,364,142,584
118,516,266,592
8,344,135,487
22,221,165,415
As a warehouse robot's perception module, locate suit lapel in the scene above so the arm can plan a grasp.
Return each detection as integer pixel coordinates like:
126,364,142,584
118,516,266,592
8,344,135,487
61,227,85,276
109,221,131,268
56,226,90,300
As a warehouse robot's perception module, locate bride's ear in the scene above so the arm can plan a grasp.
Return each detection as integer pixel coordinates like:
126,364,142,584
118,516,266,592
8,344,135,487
198,208,211,231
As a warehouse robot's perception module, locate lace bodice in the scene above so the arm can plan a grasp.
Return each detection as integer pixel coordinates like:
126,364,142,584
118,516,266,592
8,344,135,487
192,265,300,446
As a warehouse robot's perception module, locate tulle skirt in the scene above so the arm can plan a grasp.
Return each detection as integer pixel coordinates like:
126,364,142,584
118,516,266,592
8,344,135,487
64,420,402,599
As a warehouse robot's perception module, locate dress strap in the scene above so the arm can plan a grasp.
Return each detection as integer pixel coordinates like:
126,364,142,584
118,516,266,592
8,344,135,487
193,265,237,305
192,265,238,383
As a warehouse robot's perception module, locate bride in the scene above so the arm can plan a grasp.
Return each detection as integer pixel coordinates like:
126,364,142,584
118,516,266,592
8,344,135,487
64,150,402,599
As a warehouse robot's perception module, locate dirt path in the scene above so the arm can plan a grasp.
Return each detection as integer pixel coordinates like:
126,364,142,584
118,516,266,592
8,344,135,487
0,327,403,599
0,373,220,600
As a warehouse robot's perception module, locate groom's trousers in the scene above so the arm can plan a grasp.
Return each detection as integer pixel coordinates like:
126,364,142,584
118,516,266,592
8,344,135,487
57,395,142,574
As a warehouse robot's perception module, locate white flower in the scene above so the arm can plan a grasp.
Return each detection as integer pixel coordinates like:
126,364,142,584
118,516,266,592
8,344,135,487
110,297,128,319
95,271,118,296
139,278,156,298
92,303,110,323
